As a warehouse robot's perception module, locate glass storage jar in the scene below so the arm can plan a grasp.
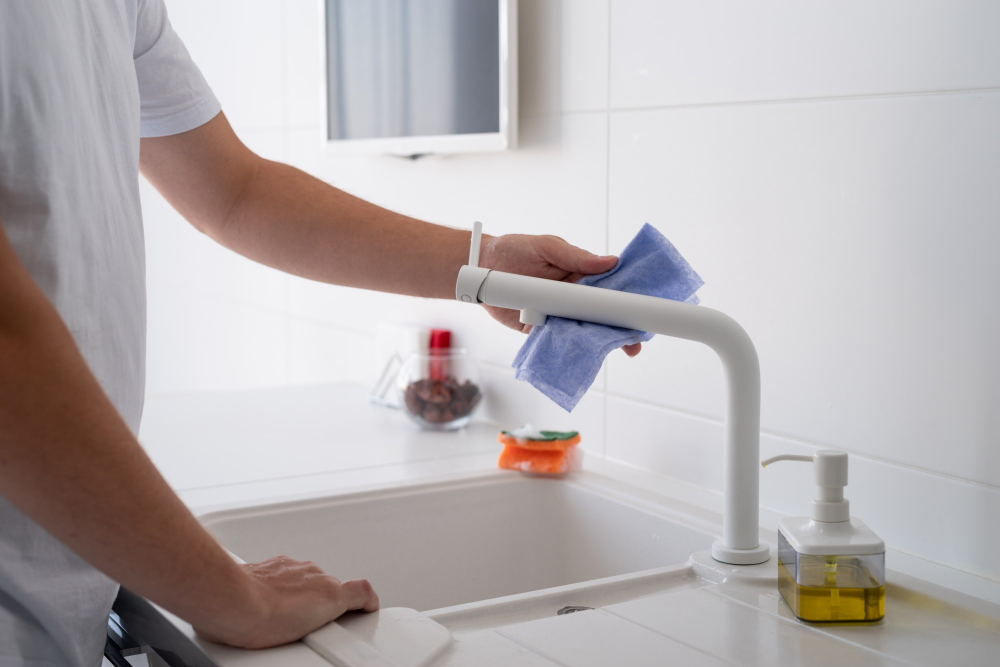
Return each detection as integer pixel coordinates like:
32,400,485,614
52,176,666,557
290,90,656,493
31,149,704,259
396,349,482,430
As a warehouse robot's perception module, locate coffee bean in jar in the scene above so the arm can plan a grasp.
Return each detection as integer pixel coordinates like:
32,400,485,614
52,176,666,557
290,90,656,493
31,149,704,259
403,376,482,427
396,349,482,430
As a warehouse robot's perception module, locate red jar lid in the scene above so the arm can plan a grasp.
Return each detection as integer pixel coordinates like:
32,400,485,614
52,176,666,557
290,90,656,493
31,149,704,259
429,329,451,350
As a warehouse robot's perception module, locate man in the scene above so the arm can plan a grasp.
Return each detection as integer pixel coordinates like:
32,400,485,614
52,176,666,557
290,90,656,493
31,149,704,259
0,1,639,663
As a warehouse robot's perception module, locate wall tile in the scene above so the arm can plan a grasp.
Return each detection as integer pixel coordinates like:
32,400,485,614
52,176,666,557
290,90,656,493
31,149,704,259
606,396,1000,581
166,0,284,129
479,363,606,456
145,285,286,395
285,275,528,369
605,397,723,491
610,0,1000,110
283,0,324,127
520,0,610,118
285,112,608,245
606,92,1000,488
286,317,379,387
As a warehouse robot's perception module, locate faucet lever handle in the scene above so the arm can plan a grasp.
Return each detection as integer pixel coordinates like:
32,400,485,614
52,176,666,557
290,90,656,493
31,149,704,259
456,222,490,303
519,308,548,327
469,221,483,267
761,454,813,467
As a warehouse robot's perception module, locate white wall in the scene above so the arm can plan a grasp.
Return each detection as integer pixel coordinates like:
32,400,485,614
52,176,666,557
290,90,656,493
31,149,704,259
143,1,1000,584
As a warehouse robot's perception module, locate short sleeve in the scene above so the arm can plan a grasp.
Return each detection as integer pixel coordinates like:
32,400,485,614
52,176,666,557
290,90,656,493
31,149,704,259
133,0,221,138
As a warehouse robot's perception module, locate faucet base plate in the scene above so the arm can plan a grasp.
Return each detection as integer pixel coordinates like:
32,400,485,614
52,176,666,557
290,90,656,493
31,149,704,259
712,540,771,565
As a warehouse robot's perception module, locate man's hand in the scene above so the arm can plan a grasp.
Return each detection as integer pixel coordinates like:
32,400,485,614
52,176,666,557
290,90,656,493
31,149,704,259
480,234,642,357
195,556,379,649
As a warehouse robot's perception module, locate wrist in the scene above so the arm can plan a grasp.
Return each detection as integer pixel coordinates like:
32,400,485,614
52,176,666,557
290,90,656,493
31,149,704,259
194,562,270,646
477,233,499,270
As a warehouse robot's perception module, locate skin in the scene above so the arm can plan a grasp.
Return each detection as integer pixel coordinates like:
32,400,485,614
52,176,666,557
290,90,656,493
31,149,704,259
0,111,638,649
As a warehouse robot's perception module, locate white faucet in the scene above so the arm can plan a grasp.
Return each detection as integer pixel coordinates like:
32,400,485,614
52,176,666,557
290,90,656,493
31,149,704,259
456,222,770,565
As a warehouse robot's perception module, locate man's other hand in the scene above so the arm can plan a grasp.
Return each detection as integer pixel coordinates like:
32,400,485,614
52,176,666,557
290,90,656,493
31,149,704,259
195,556,379,649
479,234,642,357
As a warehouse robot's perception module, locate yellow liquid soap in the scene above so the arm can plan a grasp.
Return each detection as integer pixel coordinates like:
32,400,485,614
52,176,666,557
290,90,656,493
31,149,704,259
778,556,884,623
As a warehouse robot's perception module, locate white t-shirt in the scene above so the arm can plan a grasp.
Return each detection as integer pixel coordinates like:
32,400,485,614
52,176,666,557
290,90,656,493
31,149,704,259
0,1,220,664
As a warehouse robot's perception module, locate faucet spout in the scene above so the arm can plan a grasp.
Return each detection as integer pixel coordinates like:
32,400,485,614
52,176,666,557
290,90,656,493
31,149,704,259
457,265,770,565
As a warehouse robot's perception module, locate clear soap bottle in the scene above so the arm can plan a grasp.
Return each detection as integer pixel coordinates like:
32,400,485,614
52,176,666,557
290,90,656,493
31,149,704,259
762,450,885,623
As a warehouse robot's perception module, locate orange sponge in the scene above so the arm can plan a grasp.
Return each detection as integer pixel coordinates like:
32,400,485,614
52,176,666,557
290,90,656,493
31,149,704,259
497,428,582,475
498,430,581,451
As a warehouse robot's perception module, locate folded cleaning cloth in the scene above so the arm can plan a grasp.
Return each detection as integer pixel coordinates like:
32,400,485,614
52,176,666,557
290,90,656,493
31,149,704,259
512,223,703,412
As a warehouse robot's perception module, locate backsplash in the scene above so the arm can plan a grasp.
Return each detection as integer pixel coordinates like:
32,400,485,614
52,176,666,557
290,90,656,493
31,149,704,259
141,1,1000,586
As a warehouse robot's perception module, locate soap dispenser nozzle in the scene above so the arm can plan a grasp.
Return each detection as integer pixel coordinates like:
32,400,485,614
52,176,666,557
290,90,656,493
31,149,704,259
762,450,850,523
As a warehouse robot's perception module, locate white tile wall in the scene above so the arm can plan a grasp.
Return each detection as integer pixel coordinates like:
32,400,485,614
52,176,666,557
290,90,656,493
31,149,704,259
610,1,1000,110
143,1,1000,584
145,283,287,393
166,0,285,129
607,397,1000,580
605,92,1000,487
519,0,610,118
282,0,324,128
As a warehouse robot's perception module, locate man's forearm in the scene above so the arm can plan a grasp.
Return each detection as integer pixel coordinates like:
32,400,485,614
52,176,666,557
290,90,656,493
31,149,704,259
217,158,474,299
0,229,260,641
140,113,474,299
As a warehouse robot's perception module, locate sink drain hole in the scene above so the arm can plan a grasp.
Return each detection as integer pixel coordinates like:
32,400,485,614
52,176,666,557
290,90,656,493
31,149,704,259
557,606,594,616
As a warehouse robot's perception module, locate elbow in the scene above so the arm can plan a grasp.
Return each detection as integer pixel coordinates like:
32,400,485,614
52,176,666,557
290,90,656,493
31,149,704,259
190,156,265,243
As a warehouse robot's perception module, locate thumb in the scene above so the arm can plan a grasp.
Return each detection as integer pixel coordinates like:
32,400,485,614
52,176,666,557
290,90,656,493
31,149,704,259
542,237,618,276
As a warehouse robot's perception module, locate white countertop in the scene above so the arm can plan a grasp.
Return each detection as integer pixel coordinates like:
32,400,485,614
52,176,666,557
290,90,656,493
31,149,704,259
139,383,502,511
138,383,1000,666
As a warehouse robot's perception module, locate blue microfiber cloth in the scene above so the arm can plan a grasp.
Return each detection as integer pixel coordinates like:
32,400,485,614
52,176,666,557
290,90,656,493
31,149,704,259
512,223,703,412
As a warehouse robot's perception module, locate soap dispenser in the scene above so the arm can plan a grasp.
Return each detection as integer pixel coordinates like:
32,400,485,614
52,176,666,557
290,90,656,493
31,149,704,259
762,450,885,623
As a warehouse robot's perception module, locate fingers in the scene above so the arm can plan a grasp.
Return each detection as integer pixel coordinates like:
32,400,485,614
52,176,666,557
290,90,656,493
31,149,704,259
483,304,531,333
484,305,645,358
203,556,382,649
622,343,642,357
339,578,380,613
540,237,618,276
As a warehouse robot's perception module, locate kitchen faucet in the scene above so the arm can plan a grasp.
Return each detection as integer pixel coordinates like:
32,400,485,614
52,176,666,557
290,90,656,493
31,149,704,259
456,222,770,565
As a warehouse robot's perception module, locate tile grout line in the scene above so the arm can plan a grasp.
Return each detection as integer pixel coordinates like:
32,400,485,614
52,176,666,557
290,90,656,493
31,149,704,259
153,281,372,341
603,390,1000,492
609,85,1000,115
148,277,290,316
876,544,1000,586
601,0,613,458
604,0,612,258
457,359,1000,493
217,91,1000,133
279,0,291,385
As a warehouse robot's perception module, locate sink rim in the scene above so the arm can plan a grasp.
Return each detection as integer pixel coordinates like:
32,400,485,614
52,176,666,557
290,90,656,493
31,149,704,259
199,469,723,614
198,469,723,541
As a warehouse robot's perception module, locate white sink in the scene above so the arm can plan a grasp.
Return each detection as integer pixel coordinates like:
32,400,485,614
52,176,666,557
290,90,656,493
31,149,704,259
200,473,715,613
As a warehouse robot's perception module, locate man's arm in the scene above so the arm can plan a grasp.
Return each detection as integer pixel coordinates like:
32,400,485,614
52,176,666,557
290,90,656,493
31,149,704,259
139,112,642,346
0,220,377,649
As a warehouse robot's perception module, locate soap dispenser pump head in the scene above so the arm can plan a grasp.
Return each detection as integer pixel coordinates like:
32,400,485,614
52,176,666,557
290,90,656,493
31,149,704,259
761,450,850,523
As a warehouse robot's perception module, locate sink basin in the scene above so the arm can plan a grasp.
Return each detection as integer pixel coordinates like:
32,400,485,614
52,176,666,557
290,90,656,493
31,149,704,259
200,473,715,613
